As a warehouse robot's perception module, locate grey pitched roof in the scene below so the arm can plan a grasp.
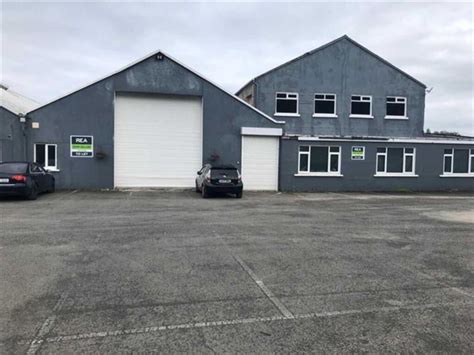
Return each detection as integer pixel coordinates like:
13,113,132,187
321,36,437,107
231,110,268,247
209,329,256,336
0,85,40,115
236,35,427,95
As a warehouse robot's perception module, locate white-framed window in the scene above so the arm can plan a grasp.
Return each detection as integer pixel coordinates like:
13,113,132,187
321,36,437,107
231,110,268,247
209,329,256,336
375,147,416,176
34,143,58,171
297,145,341,175
385,96,407,119
275,92,299,116
442,148,474,176
350,95,373,118
313,93,337,117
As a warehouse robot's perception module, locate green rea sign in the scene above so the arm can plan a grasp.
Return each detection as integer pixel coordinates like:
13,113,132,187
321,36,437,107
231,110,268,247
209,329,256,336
351,146,365,160
70,135,94,157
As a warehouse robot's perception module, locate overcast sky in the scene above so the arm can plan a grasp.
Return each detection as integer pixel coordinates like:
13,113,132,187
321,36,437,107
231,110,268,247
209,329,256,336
2,1,473,135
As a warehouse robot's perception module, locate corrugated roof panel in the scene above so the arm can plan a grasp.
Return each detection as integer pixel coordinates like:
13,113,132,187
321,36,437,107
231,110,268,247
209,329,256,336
0,86,40,115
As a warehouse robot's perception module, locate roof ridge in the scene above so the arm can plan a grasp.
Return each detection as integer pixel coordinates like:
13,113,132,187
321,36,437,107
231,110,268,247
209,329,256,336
236,35,426,95
26,50,284,125
26,49,163,114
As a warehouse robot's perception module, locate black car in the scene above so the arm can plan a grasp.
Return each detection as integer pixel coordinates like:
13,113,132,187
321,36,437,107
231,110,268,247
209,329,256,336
0,162,55,200
195,164,243,198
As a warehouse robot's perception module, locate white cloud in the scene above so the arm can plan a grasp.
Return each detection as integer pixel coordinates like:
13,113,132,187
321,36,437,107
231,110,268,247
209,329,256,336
2,1,473,135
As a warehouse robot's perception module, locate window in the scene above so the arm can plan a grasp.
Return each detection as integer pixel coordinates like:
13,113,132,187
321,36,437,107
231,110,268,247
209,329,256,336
443,149,474,175
0,163,28,174
298,145,341,175
376,147,416,176
34,143,57,170
350,95,372,117
386,96,407,118
313,93,337,117
275,92,299,116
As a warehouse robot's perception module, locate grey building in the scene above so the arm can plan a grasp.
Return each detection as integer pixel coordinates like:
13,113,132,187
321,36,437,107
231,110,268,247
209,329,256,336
0,85,39,162
237,35,474,191
7,35,474,192
24,52,283,190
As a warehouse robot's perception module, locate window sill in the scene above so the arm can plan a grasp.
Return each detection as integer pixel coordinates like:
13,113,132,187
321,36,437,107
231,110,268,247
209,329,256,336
274,113,300,117
439,174,474,178
349,114,374,119
385,116,409,120
45,168,60,172
313,113,338,118
374,173,418,178
294,173,343,177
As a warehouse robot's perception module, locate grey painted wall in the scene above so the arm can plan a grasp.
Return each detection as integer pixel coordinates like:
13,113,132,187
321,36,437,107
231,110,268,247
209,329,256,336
279,138,474,192
0,107,25,161
26,54,281,189
247,38,426,138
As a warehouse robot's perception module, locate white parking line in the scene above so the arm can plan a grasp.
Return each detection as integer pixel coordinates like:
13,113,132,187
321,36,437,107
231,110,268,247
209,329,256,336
215,233,294,318
26,292,68,355
38,300,472,345
232,254,294,318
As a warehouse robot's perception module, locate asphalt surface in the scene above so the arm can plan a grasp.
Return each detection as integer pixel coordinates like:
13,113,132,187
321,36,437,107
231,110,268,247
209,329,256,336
1,190,473,353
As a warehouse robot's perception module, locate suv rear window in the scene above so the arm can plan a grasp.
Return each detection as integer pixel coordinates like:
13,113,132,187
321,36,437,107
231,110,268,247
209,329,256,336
0,163,28,174
211,168,239,178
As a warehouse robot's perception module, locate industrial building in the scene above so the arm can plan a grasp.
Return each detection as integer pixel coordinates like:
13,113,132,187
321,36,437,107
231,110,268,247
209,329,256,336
0,85,39,162
2,36,473,191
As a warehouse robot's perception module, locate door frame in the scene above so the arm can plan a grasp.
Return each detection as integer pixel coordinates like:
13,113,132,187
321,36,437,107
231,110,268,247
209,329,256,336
240,127,283,191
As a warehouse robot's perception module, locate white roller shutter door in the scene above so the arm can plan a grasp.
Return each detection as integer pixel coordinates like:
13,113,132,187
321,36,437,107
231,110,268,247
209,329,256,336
241,136,279,191
114,94,202,187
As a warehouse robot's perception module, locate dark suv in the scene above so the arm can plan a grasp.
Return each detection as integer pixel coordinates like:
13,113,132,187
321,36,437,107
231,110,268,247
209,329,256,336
195,164,243,198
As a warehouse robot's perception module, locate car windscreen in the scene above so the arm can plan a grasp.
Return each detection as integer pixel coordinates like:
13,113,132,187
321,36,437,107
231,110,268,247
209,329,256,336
0,163,28,174
211,168,239,178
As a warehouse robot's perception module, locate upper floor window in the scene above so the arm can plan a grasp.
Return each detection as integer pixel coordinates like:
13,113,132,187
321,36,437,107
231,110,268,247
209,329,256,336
275,92,299,116
443,149,474,176
386,96,407,119
313,93,337,117
376,147,416,176
350,95,373,118
34,143,57,171
297,145,341,175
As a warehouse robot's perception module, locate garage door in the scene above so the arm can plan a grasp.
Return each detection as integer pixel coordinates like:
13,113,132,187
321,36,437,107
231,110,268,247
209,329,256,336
241,136,279,191
114,93,202,187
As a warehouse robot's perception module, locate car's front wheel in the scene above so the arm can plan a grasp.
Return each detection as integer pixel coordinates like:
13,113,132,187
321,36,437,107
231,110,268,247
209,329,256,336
236,190,243,199
195,180,200,193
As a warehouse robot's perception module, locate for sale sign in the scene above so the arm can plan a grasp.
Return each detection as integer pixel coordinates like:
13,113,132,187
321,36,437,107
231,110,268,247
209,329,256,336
70,135,93,157
351,146,365,160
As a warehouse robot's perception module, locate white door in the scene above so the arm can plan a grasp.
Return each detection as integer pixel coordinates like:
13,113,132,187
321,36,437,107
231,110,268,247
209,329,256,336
241,136,279,191
114,93,202,187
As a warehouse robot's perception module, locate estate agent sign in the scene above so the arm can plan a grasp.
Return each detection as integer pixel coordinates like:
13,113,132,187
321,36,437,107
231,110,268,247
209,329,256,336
70,135,94,157
351,146,365,160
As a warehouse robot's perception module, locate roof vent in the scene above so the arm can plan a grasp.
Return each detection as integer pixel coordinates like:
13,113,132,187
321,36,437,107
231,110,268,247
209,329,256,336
0,83,8,90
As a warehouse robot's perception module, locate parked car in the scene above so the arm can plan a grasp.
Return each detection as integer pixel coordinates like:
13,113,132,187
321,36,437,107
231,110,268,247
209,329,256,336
0,162,55,200
195,164,243,198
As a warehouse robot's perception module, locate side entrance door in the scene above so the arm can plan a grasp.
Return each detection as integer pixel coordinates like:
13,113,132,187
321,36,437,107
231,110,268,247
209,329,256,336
241,136,279,191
